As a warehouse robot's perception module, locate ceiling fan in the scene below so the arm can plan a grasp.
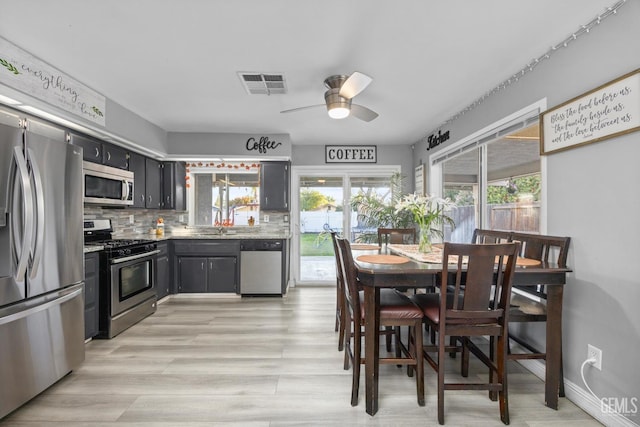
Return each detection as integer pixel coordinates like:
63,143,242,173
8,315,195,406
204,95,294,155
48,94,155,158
281,71,379,122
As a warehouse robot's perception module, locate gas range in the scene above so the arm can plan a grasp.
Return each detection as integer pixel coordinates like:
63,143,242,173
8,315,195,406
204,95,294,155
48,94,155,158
83,218,159,338
84,220,157,258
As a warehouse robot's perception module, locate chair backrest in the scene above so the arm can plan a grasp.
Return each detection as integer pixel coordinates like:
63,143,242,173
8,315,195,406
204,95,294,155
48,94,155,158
472,228,513,244
335,237,361,317
510,232,570,268
441,242,519,329
377,228,416,246
329,230,343,287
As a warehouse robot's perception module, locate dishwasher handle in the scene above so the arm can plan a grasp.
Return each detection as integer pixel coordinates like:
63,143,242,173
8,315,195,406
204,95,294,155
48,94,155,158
240,240,283,251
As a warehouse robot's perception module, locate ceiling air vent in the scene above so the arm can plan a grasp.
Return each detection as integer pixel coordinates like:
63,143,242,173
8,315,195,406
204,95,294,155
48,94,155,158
238,72,287,95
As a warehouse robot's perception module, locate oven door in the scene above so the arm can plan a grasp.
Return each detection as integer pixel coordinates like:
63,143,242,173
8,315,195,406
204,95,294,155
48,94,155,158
109,250,160,316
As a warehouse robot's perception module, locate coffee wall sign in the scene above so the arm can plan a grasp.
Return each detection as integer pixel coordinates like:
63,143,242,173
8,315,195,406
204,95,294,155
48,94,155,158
325,145,377,163
245,136,283,154
0,37,106,126
541,68,640,155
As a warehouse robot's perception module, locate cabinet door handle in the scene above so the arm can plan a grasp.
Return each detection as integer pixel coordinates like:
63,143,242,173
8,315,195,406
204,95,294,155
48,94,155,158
201,262,204,270
107,151,111,161
94,147,100,158
140,194,145,202
148,195,152,203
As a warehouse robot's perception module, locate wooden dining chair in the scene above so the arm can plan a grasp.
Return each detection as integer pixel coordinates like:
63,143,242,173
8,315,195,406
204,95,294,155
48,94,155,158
414,242,519,425
335,236,425,407
328,231,346,351
377,227,416,246
472,228,513,244
507,232,571,397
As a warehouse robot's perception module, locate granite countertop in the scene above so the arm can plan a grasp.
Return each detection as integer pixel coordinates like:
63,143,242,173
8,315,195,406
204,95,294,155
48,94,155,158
114,228,291,241
83,245,104,253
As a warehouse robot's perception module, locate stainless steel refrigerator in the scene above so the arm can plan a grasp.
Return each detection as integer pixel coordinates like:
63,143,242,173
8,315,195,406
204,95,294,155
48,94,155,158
0,107,85,419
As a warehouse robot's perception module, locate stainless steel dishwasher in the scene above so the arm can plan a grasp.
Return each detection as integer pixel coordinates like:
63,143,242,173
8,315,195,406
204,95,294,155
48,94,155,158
240,240,283,295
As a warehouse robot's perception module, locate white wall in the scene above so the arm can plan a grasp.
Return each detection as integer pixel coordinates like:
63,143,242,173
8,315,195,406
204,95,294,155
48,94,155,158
414,2,640,422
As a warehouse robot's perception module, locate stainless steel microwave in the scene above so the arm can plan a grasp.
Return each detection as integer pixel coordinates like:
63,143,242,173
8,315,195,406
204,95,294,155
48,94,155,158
83,161,134,206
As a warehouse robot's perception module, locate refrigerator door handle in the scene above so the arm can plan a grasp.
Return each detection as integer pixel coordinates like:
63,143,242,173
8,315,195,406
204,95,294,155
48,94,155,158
0,285,82,326
11,146,34,282
26,148,45,278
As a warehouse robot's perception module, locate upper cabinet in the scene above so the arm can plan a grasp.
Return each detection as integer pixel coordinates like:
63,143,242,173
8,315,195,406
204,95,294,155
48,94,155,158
102,143,129,170
70,134,129,170
128,152,147,208
145,158,162,209
260,161,290,211
70,134,102,163
162,162,187,211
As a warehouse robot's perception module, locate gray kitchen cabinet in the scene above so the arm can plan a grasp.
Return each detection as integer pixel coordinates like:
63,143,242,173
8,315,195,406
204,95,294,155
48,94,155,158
178,257,208,293
145,157,162,209
156,241,171,299
83,252,100,339
128,152,147,208
161,161,187,210
177,256,238,293
70,133,102,163
260,161,289,211
102,142,129,170
174,240,239,293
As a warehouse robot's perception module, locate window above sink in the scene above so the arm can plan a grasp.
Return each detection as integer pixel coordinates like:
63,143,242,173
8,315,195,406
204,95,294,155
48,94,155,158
186,161,260,227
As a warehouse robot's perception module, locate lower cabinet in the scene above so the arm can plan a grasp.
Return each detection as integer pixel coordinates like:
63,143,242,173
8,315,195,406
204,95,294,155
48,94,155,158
156,242,171,300
83,252,100,340
174,240,239,294
177,256,237,293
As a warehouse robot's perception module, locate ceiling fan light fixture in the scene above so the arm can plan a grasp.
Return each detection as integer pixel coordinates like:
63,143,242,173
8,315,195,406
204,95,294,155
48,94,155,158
325,89,351,119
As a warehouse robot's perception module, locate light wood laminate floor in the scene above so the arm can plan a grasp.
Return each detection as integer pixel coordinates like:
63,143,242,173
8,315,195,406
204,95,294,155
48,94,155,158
1,287,601,426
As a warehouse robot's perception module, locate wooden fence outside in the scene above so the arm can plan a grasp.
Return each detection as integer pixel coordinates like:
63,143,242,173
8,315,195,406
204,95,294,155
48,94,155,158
446,203,540,243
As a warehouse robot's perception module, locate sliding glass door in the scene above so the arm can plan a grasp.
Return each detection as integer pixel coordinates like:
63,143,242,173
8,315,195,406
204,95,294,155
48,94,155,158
291,166,399,285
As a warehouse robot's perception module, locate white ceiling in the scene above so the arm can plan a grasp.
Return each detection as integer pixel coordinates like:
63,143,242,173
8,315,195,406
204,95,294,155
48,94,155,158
0,0,619,147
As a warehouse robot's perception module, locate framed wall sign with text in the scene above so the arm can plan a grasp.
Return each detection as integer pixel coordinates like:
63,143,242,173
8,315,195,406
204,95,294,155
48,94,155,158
325,145,377,163
540,68,640,155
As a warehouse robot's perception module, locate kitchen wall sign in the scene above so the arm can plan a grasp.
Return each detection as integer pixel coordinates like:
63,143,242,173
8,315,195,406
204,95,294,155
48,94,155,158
541,68,640,155
0,37,106,126
325,145,377,163
426,129,450,151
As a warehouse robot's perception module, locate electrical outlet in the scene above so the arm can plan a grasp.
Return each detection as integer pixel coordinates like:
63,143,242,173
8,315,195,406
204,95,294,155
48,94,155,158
588,344,602,370
178,214,185,222
283,214,289,223
128,214,135,224
263,215,269,223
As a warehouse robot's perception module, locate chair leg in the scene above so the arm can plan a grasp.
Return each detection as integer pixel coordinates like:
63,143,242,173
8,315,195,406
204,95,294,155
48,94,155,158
460,337,470,378
437,328,446,425
338,301,346,352
497,333,510,424
343,320,351,371
351,323,361,406
414,323,425,406
385,326,393,352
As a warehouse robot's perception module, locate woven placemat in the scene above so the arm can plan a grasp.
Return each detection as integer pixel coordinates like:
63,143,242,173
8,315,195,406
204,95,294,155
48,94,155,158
356,254,410,264
351,244,381,250
515,257,542,267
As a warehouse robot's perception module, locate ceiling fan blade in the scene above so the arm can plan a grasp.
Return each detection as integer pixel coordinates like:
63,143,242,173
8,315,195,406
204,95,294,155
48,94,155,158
350,104,378,122
280,104,325,114
339,71,373,99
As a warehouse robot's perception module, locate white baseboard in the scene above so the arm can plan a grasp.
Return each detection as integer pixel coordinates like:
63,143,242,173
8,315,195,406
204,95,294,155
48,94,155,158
517,359,639,427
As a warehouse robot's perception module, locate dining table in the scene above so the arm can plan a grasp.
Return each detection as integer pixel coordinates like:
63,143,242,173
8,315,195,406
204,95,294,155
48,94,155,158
353,243,572,416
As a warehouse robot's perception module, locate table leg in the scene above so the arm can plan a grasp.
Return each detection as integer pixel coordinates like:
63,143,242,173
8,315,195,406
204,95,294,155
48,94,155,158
364,286,380,416
545,285,563,410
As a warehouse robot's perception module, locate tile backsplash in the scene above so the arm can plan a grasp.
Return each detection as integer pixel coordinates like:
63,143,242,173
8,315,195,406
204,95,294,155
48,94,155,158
84,206,290,236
